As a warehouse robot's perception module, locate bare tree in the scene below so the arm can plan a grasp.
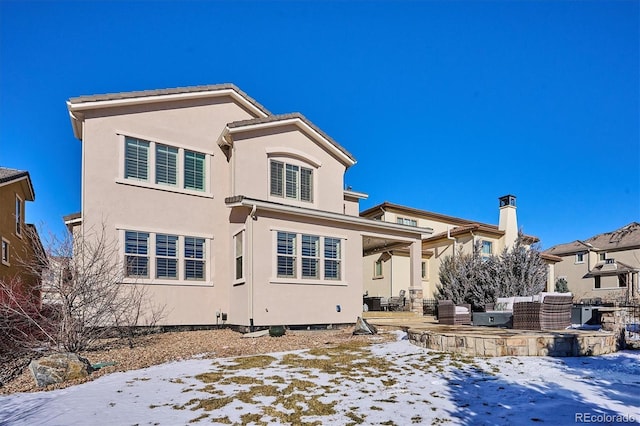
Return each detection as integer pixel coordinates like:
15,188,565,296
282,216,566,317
1,223,164,356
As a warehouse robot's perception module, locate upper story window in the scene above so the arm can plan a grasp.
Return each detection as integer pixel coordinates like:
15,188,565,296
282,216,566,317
125,137,150,181
270,160,313,202
374,260,383,278
122,135,209,195
396,217,417,227
576,252,585,264
1,238,9,266
15,195,23,236
156,234,178,279
481,240,493,256
184,151,206,191
599,252,607,261
155,144,178,186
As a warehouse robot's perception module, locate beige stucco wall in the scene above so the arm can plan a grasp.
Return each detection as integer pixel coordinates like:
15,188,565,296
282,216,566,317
235,209,364,326
80,97,256,325
554,248,640,301
231,126,347,214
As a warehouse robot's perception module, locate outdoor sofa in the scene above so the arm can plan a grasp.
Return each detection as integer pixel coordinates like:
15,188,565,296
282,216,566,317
438,300,472,325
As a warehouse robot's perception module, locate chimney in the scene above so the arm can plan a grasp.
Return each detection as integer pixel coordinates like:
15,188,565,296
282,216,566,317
498,195,518,250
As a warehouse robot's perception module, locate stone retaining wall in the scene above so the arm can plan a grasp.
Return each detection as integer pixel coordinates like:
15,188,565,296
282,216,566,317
408,327,618,357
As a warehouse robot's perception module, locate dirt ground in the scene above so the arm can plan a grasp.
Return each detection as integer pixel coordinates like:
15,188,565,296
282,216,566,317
0,327,395,395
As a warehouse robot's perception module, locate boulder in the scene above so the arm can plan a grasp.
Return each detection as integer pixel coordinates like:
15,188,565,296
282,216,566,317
29,353,93,387
353,316,377,335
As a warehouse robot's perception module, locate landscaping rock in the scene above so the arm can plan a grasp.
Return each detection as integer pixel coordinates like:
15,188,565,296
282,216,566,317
29,353,94,387
269,325,286,337
353,317,377,335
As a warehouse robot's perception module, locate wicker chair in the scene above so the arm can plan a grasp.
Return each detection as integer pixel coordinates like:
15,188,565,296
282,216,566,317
513,295,572,330
438,300,472,325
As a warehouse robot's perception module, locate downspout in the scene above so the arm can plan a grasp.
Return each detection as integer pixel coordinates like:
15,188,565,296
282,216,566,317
248,204,257,331
447,226,457,256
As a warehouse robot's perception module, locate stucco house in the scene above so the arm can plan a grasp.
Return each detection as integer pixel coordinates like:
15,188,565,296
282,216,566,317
0,167,44,304
360,195,560,300
544,222,640,303
65,84,432,329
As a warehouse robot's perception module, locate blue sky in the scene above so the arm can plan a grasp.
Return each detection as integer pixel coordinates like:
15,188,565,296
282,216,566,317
1,0,638,249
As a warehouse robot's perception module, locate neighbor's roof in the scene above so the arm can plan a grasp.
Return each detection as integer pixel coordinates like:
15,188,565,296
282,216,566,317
585,259,640,277
225,112,356,165
363,201,540,244
0,167,35,200
545,222,640,255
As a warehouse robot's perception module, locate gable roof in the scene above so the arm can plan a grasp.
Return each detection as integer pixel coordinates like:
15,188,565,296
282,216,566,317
222,112,356,167
67,84,271,140
545,222,640,255
362,201,540,244
0,167,35,200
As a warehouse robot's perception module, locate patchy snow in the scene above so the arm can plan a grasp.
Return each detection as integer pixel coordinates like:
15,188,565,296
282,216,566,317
1,331,639,425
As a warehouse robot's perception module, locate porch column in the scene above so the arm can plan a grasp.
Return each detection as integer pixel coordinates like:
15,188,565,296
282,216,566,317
408,239,423,315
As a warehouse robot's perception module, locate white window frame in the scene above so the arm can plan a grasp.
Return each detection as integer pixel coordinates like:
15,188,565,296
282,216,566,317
117,134,213,198
269,159,315,204
119,228,212,286
481,240,493,256
15,195,23,237
184,236,206,281
421,260,428,280
124,231,150,278
576,252,585,264
233,230,245,284
1,237,9,266
373,259,383,278
396,217,417,227
156,234,179,280
155,144,178,187
599,252,607,261
272,230,345,285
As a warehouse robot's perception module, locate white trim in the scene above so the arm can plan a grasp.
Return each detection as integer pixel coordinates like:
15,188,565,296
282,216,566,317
227,118,356,167
229,197,433,237
0,176,35,200
269,278,348,287
116,131,216,156
15,194,23,239
265,147,322,168
1,237,10,266
115,225,214,240
269,225,349,241
115,178,214,198
344,189,368,200
232,230,246,285
67,89,269,115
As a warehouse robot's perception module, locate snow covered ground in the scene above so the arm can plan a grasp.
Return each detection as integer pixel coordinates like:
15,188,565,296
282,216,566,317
1,331,639,425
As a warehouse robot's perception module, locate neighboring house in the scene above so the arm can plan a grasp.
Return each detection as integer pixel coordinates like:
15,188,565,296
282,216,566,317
545,223,640,303
0,167,44,304
360,195,560,300
65,84,431,328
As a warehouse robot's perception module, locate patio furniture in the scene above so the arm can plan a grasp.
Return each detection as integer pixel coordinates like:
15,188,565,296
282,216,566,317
513,295,573,330
438,300,472,325
388,290,407,311
473,311,513,328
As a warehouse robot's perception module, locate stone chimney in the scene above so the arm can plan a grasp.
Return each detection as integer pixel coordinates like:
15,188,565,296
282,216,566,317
498,195,518,250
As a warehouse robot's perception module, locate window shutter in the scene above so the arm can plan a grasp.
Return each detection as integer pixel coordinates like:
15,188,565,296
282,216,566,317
184,151,205,191
301,168,313,202
270,161,283,196
156,145,178,185
125,137,149,181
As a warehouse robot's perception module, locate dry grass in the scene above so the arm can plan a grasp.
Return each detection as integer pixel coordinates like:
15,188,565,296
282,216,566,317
1,328,393,394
